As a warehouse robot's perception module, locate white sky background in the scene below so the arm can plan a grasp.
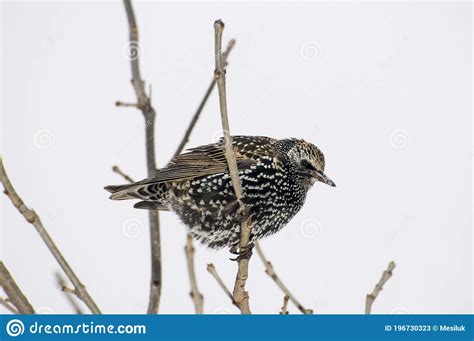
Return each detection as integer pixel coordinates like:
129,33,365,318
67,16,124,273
1,1,472,314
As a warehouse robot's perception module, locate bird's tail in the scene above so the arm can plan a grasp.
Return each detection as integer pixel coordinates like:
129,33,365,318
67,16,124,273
104,183,141,200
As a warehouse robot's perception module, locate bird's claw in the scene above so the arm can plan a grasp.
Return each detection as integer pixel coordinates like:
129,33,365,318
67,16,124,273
229,243,254,261
229,245,240,255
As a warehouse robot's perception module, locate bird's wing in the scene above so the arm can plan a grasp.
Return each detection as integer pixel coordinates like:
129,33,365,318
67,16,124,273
145,136,278,184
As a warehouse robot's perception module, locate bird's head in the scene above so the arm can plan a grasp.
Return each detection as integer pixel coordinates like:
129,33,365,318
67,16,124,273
285,139,336,188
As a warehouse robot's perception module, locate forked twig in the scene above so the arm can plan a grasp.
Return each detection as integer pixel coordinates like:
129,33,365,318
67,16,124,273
55,272,84,314
365,261,396,314
0,159,100,314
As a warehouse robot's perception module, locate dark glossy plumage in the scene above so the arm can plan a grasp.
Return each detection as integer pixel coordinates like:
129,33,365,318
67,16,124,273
105,136,335,249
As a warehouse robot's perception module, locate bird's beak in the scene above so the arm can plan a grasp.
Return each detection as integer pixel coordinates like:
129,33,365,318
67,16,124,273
313,171,336,187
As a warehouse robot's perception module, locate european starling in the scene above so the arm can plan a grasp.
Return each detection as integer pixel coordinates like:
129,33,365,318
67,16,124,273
105,136,335,250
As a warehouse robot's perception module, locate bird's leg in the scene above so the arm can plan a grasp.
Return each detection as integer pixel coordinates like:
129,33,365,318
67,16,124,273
229,242,254,262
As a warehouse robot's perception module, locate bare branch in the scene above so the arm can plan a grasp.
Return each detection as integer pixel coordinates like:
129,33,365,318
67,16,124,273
255,242,313,314
185,235,204,314
0,159,100,314
0,297,19,314
172,39,236,317
206,263,236,307
280,295,290,315
214,19,253,315
111,165,206,315
0,261,34,314
112,165,135,184
122,0,162,314
55,273,83,314
365,261,396,314
173,40,236,314
173,39,236,157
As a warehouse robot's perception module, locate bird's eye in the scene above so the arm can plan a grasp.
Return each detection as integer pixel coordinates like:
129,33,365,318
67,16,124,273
300,159,316,171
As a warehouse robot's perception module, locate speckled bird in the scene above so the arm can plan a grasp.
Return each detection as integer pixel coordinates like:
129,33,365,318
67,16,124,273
105,136,335,250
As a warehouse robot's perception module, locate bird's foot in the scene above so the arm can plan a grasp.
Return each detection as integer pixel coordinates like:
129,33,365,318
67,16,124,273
229,243,254,262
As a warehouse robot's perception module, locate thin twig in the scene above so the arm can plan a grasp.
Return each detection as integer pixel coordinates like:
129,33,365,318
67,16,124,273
0,159,100,314
112,166,204,314
114,162,206,315
112,165,134,183
122,0,162,314
114,165,208,316
213,22,243,200
255,242,313,314
185,235,204,314
0,297,19,314
173,40,235,315
61,286,76,294
0,261,34,314
365,261,396,314
112,167,206,315
115,101,138,108
206,263,236,307
173,39,236,158
55,273,84,314
173,39,235,317
280,295,290,315
214,19,253,315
